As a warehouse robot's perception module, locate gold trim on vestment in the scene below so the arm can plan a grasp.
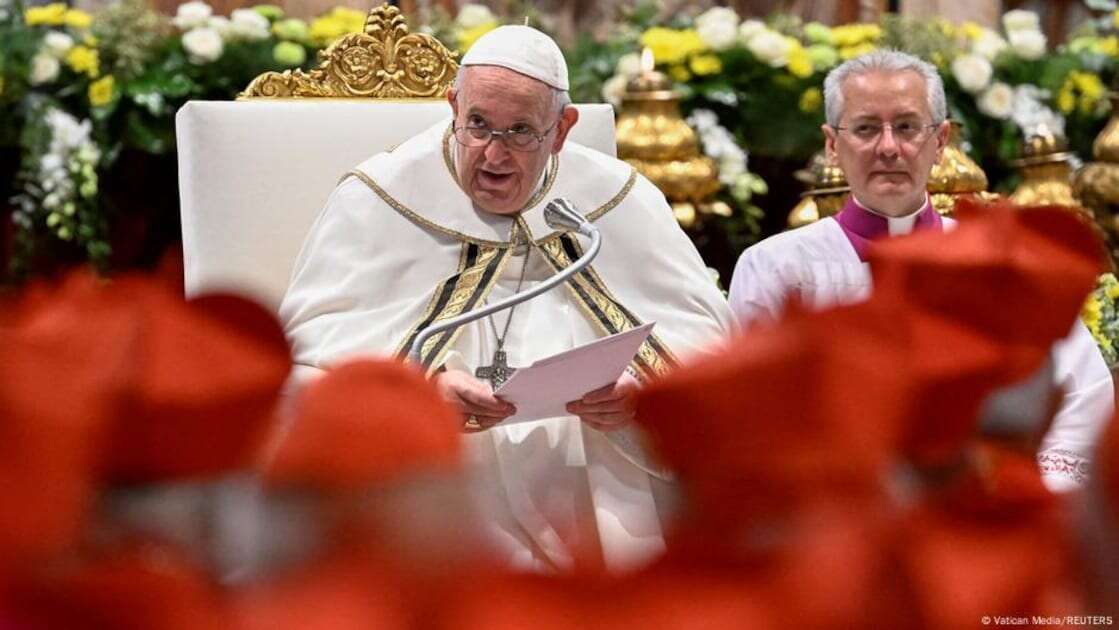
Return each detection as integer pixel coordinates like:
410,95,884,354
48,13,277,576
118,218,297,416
393,224,521,372
345,169,511,248
535,235,676,380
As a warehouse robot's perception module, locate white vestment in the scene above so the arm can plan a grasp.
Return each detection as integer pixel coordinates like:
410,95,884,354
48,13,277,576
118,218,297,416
279,119,735,572
728,216,1114,492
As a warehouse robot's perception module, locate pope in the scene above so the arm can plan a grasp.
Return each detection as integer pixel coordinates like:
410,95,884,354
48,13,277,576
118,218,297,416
278,26,733,573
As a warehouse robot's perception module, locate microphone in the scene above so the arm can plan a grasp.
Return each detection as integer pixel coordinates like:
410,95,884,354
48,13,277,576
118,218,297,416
408,198,602,364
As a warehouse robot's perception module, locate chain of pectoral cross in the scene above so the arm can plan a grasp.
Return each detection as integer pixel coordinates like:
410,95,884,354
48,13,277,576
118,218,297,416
475,238,530,390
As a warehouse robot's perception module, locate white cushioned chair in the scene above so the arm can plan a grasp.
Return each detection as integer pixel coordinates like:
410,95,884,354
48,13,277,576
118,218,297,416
176,100,618,312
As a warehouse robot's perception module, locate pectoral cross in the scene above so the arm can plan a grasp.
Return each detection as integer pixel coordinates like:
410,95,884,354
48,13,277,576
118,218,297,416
476,349,517,389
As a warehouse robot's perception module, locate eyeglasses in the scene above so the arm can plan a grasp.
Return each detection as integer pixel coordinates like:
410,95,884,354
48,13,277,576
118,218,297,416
834,120,940,146
452,119,559,152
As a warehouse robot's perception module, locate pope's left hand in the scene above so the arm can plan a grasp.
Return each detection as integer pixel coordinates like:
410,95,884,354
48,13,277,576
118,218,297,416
567,371,640,431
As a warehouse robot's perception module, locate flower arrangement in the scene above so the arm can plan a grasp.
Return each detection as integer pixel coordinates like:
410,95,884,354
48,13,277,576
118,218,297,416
1083,273,1119,369
3,1,1119,281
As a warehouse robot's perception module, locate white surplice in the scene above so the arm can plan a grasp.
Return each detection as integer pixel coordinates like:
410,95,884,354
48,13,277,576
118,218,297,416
728,216,1114,492
279,119,735,572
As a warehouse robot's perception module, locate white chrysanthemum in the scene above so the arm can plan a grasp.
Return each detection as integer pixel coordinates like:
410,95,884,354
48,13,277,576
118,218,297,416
173,0,213,30
1002,9,1040,34
601,74,628,108
29,53,60,85
1008,29,1046,60
183,27,224,63
970,29,1006,61
207,15,232,39
455,4,495,29
42,31,74,58
1011,84,1065,137
46,109,92,152
951,53,992,94
747,29,791,67
977,82,1014,119
230,8,270,40
615,52,642,78
737,19,766,45
695,6,739,51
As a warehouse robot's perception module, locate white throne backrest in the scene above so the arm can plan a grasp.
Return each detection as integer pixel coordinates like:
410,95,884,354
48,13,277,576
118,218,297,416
176,100,618,312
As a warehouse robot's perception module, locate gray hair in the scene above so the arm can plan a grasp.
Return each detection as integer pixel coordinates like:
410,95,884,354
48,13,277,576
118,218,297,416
453,65,571,115
823,49,946,127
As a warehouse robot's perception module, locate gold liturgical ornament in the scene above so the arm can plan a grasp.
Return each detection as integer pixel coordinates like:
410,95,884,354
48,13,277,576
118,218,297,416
787,150,849,229
927,121,997,216
1073,93,1119,266
239,4,458,99
615,49,730,229
1009,126,1081,208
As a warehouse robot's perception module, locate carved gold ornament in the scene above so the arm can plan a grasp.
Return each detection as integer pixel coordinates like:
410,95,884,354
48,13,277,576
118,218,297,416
615,49,729,230
927,121,998,216
1073,93,1119,268
787,150,849,229
239,4,458,99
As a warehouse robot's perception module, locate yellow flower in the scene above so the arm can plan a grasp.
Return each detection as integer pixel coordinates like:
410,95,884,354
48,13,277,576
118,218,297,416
786,41,813,78
64,9,93,29
24,3,67,26
65,45,99,78
961,21,983,41
1058,71,1106,115
799,87,822,112
1113,9,1119,30
839,42,876,60
88,75,114,107
1083,295,1102,326
689,54,722,76
308,7,366,46
640,27,707,66
669,65,691,83
1098,37,1119,57
458,21,497,53
1056,87,1076,114
831,23,881,48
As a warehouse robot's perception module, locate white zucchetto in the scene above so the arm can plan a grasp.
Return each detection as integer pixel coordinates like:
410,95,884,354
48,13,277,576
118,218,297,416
459,25,570,91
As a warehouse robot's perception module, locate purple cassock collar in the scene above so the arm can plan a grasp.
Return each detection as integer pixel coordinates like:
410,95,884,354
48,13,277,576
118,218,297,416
833,195,942,262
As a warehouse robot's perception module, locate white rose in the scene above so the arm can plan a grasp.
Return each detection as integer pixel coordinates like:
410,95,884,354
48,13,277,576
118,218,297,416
601,74,628,108
977,82,1014,119
29,53,60,85
173,0,213,30
455,4,495,29
230,8,270,40
1002,9,1040,34
737,19,765,45
207,16,232,39
695,7,739,51
182,27,224,63
615,52,642,78
951,53,992,94
1008,29,1046,60
971,29,1006,61
747,29,791,67
42,31,74,58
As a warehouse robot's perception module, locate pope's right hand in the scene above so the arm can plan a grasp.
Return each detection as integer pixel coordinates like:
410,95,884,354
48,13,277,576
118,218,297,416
432,368,516,431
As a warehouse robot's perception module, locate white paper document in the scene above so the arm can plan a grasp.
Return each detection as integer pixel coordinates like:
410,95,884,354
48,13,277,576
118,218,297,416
494,322,655,425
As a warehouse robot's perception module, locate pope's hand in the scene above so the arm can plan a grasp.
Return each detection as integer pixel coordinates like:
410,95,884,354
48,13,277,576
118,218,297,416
567,371,640,431
433,368,515,431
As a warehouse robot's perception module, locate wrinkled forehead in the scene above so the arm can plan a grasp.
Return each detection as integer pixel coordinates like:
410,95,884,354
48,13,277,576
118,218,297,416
840,69,931,121
456,66,554,123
